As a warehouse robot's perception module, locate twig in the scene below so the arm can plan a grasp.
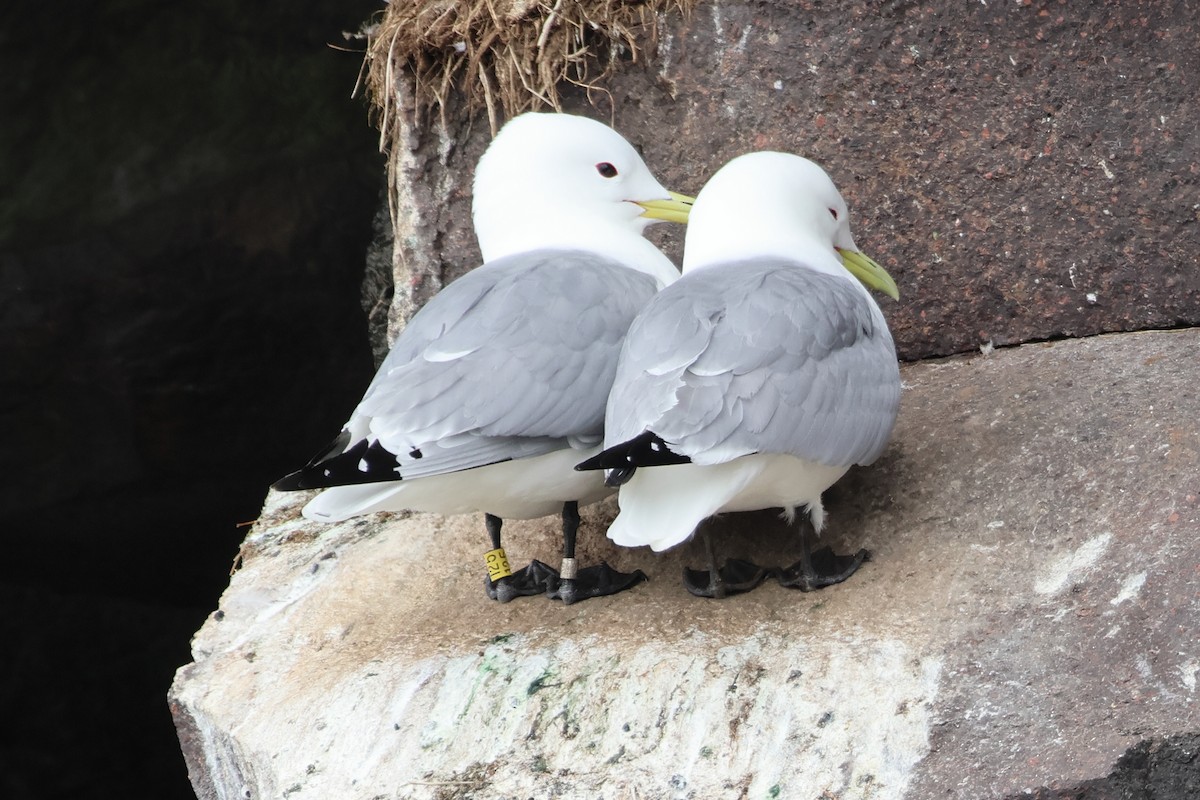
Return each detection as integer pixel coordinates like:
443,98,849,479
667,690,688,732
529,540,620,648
537,0,566,53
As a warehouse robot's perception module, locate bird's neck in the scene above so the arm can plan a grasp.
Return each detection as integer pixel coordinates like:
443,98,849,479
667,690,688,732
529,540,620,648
683,229,839,274
479,219,681,288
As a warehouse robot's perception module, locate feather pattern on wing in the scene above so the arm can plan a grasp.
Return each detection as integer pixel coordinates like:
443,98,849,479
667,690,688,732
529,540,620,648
604,258,899,469
312,248,660,484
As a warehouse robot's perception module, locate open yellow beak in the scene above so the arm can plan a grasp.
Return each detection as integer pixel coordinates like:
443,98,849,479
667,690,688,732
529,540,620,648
635,191,694,224
837,248,900,300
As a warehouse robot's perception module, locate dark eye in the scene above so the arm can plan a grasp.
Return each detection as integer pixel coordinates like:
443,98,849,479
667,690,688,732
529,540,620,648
596,162,618,178
829,208,839,220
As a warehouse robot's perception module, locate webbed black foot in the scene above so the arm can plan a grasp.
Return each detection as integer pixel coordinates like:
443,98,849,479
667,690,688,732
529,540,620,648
683,558,770,599
548,561,648,605
486,559,559,603
776,546,869,591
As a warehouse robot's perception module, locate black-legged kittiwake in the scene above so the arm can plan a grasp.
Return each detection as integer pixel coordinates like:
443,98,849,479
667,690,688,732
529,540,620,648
576,151,900,598
273,113,692,604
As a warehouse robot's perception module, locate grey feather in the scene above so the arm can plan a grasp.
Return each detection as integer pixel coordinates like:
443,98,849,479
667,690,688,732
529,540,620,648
348,249,659,478
606,258,899,468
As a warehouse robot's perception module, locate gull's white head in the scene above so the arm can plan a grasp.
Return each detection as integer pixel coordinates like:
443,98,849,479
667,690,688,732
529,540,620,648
682,152,898,299
472,113,690,286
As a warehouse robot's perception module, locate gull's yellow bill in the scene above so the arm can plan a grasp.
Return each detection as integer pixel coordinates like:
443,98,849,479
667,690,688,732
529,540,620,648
635,191,695,225
837,247,900,300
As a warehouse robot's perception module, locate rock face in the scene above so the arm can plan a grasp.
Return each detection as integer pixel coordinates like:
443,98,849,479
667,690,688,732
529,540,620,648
375,0,1200,359
171,329,1200,799
1006,733,1200,799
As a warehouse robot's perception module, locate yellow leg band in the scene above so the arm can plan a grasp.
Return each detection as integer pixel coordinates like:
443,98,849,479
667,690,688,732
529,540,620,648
485,548,512,581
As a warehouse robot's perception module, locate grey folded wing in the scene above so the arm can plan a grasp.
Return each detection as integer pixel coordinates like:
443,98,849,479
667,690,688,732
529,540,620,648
342,248,659,480
605,258,900,469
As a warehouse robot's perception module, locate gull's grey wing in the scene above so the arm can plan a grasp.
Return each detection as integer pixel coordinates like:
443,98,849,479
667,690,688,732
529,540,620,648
605,259,899,469
283,249,659,487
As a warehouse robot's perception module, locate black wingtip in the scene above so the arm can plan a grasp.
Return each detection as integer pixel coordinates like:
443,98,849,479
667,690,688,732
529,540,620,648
604,465,637,487
574,430,690,485
271,431,404,491
571,457,635,487
574,452,609,472
271,470,308,491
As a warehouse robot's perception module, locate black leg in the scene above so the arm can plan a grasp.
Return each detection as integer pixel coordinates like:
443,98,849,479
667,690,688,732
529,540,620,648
486,513,502,551
483,513,556,602
555,500,581,605
775,514,869,591
682,524,769,599
547,501,647,604
483,513,515,603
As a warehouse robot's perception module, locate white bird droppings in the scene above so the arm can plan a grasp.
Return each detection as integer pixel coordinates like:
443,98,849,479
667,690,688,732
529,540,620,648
1033,532,1113,595
208,630,942,800
1180,661,1198,693
1109,571,1146,605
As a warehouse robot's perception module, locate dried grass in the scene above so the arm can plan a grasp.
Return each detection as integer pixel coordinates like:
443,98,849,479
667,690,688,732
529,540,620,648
358,0,693,141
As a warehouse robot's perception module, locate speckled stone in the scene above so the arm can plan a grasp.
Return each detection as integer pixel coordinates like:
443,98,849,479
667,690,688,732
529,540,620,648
382,0,1199,361
171,328,1200,800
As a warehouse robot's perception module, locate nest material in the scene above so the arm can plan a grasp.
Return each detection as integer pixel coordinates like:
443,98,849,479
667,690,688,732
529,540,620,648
361,0,692,139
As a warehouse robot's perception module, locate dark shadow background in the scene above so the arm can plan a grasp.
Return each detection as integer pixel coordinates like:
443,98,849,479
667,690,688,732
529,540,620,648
0,2,383,797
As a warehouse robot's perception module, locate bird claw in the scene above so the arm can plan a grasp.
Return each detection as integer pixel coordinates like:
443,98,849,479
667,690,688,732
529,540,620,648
776,546,870,591
546,562,648,605
485,560,560,602
682,558,770,599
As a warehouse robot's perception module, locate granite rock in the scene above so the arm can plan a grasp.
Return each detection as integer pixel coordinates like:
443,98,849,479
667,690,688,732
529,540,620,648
375,0,1200,360
171,328,1200,799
